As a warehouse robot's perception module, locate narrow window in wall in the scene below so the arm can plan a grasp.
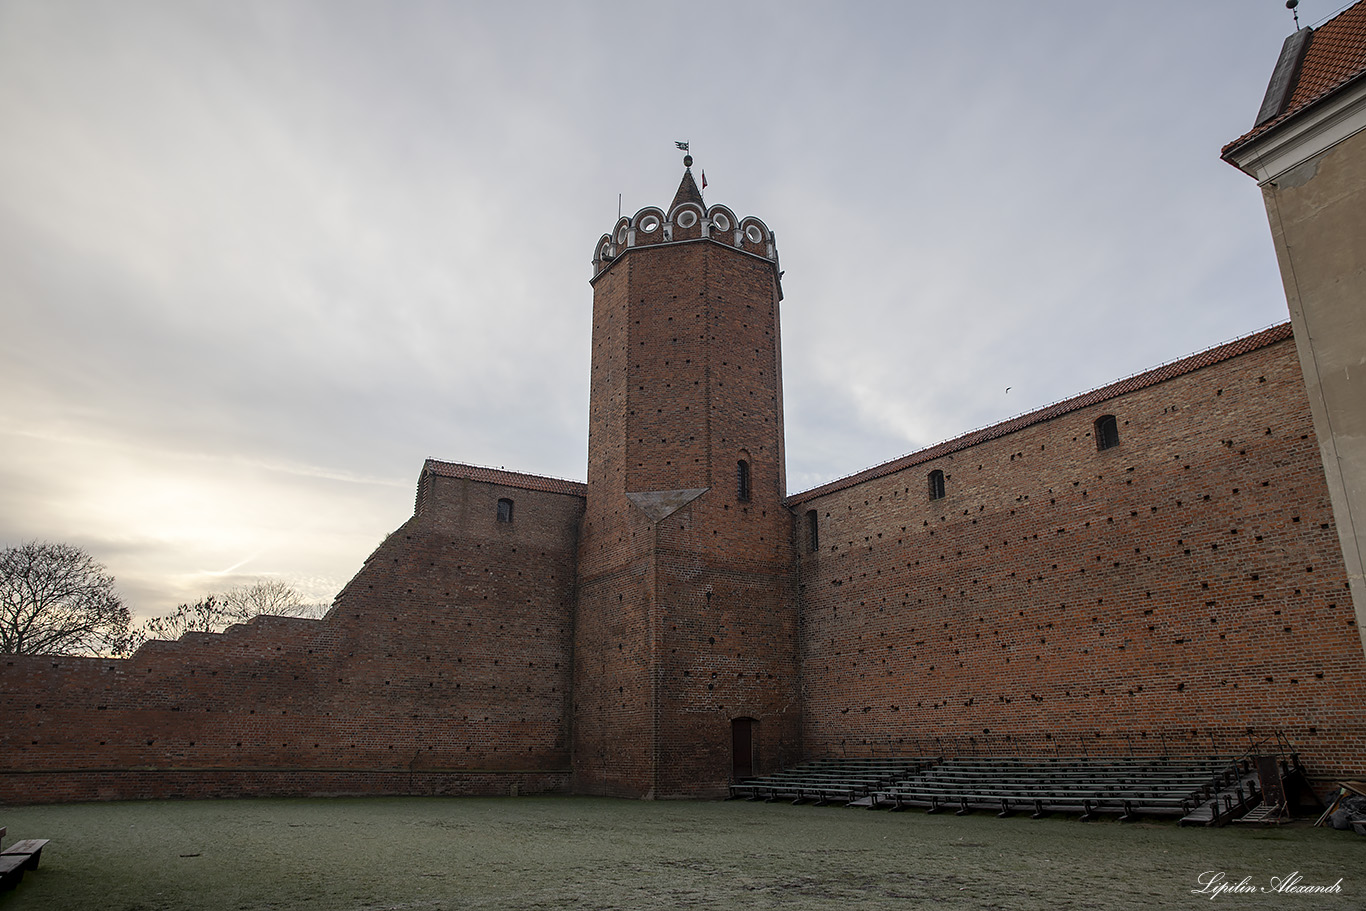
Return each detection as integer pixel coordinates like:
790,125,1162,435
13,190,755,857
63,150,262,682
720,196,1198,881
928,469,945,501
737,460,752,502
497,498,514,522
1095,414,1120,451
806,509,819,552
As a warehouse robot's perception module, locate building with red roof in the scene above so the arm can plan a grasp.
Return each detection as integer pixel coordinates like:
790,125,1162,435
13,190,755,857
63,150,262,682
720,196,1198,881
1223,0,1366,665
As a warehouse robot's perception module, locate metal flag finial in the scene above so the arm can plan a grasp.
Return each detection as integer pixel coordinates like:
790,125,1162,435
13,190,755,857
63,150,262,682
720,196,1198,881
676,140,692,168
1287,0,1300,29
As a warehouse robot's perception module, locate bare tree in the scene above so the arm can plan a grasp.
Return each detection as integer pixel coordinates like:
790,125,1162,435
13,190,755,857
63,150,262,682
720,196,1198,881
0,541,132,656
132,595,231,647
294,601,332,620
130,579,328,648
221,579,306,620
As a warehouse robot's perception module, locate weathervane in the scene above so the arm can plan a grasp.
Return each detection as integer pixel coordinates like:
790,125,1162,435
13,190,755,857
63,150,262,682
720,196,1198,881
675,140,692,168
1287,0,1300,29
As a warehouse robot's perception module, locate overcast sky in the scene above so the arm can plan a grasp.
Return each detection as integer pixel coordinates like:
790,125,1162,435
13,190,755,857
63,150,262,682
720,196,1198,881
1,0,1343,620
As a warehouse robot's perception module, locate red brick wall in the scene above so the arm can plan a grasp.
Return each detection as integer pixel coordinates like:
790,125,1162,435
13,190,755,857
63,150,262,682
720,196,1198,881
574,250,658,796
574,236,799,798
652,499,802,796
8,199,1364,806
792,334,1366,782
0,469,582,803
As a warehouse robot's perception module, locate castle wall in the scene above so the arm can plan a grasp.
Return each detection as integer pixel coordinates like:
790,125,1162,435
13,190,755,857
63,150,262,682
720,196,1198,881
651,497,802,796
0,465,582,803
571,505,660,798
792,329,1366,782
573,250,659,797
574,225,799,798
10,157,1366,805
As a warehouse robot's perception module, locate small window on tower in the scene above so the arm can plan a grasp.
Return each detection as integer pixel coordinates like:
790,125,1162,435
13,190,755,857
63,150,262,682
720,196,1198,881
1095,414,1120,451
806,509,819,552
928,469,945,501
497,498,514,523
737,460,752,502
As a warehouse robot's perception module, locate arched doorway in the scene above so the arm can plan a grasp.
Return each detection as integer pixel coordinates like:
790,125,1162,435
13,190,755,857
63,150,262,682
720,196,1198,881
731,717,756,780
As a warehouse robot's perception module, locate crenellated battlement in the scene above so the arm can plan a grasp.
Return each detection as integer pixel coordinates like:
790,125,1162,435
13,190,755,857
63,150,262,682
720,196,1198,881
591,182,779,282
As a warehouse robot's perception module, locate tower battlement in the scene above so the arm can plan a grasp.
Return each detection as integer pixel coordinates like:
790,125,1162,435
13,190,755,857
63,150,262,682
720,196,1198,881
591,175,780,284
574,164,797,797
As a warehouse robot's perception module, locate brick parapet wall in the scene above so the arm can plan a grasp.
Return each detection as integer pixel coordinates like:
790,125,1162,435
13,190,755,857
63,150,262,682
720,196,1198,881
794,335,1366,784
0,472,582,804
2,769,570,804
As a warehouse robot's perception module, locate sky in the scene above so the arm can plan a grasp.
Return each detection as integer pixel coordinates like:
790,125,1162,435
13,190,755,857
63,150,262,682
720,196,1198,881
0,0,1347,620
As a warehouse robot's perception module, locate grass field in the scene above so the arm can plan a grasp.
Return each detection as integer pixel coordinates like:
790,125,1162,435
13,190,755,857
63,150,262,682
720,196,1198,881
0,796,1358,910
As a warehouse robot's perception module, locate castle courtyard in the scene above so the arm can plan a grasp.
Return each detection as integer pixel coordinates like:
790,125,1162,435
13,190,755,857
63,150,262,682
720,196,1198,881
1,796,1355,910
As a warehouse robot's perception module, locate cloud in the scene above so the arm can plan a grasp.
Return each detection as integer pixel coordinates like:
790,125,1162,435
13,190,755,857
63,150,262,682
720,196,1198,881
0,0,1322,615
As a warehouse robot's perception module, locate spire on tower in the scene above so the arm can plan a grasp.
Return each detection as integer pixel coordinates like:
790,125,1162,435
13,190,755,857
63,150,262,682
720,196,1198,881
669,168,705,212
670,141,704,210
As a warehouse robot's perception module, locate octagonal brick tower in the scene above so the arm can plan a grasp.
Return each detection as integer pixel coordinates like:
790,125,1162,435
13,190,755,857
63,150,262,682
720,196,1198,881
573,164,801,797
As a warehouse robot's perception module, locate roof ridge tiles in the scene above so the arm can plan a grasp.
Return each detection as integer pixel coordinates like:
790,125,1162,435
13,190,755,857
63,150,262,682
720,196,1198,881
422,459,587,497
1223,1,1366,155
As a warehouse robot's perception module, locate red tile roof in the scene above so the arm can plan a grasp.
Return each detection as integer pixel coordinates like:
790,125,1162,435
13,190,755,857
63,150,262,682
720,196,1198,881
1224,2,1366,154
787,323,1295,505
422,459,586,497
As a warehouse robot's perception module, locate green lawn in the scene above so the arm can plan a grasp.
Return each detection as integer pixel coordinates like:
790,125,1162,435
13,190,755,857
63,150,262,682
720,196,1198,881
1,796,1358,910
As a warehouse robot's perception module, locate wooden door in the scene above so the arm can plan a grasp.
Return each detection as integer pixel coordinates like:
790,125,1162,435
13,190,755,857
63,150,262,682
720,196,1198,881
731,718,754,780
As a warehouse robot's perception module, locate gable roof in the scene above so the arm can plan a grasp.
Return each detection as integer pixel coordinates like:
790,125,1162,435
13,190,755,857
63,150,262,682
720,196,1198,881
1224,2,1366,155
422,459,586,497
787,323,1295,505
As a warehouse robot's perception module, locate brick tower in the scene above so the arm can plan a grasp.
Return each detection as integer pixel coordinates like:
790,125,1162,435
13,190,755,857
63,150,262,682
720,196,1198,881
573,158,800,797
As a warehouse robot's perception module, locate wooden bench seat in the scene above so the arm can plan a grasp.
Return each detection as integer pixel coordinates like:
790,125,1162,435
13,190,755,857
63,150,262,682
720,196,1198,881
760,772,891,783
881,787,1199,805
1,839,50,872
918,782,1214,796
928,770,1229,786
872,789,1196,819
0,855,27,892
899,772,1211,785
728,757,937,802
880,784,1201,804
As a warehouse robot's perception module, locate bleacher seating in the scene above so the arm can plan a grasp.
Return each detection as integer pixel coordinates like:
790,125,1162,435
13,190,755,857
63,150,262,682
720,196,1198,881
732,755,1258,823
868,756,1252,821
728,758,937,805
